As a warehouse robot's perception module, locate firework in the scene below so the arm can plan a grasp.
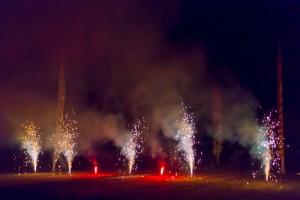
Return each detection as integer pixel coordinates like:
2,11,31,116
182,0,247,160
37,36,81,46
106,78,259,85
254,110,281,182
52,113,78,174
120,119,146,174
263,150,271,182
60,113,78,174
21,121,42,172
175,105,196,177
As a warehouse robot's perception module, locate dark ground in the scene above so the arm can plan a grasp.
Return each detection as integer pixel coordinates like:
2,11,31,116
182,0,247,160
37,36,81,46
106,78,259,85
0,170,300,200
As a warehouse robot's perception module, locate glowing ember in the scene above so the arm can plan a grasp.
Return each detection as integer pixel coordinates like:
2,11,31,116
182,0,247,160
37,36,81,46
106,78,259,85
57,113,79,174
21,121,42,172
160,166,164,175
120,119,146,174
176,105,196,177
254,110,281,182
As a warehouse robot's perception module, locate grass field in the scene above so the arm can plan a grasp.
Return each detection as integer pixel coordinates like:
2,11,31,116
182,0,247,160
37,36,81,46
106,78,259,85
0,170,300,200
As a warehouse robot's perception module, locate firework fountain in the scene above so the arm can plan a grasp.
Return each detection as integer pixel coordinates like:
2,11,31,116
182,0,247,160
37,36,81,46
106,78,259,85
254,111,281,182
263,150,271,182
57,113,79,174
120,119,146,174
21,121,42,172
175,106,196,177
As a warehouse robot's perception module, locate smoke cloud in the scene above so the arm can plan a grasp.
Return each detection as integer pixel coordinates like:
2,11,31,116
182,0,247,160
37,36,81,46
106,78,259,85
0,1,263,166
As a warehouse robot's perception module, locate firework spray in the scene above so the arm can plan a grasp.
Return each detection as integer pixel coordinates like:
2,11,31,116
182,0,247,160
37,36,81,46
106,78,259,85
21,121,42,172
176,105,196,177
254,111,281,182
263,150,271,182
60,113,78,174
120,119,146,174
53,112,78,174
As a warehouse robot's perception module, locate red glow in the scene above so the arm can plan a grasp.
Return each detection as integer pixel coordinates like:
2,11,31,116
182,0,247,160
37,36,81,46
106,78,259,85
79,173,116,178
138,175,185,181
160,167,164,175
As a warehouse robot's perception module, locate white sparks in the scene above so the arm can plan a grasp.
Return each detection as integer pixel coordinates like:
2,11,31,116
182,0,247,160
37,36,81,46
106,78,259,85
60,113,78,174
120,119,146,174
21,121,42,172
53,112,79,174
254,110,281,182
176,105,196,177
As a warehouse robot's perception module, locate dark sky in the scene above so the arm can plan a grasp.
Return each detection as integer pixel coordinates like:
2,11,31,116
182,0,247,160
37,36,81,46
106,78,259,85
177,1,300,131
0,0,299,171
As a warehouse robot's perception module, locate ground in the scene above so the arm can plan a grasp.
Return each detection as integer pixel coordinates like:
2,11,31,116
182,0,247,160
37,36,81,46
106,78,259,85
0,170,300,200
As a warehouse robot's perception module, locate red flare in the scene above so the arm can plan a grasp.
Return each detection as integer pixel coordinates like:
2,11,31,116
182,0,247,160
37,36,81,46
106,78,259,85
160,166,164,176
93,161,98,174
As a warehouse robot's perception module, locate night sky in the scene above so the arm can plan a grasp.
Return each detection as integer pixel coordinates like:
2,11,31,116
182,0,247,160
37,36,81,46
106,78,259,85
0,0,299,173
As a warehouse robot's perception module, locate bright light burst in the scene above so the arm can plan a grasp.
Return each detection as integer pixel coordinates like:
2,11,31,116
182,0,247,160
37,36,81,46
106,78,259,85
21,121,42,172
120,119,147,174
175,105,196,177
254,110,281,182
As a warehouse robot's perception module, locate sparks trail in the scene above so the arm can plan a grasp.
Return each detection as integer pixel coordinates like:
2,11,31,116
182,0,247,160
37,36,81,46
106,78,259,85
175,105,196,177
120,118,147,174
21,121,42,172
253,110,281,182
